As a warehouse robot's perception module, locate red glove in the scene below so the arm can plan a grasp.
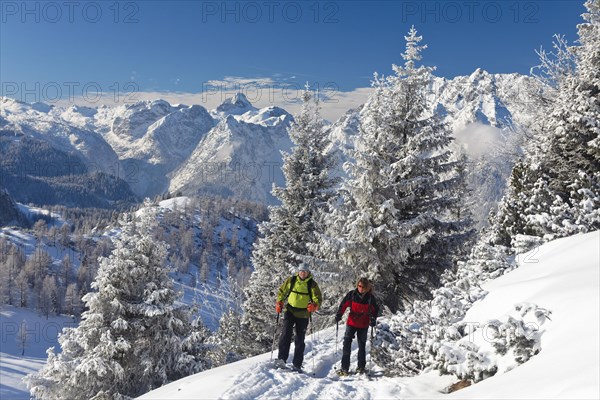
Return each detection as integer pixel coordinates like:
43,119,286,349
275,301,284,314
307,303,318,313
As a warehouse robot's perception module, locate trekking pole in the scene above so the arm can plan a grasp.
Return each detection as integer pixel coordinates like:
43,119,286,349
368,326,375,374
270,313,280,361
335,321,339,355
309,312,316,374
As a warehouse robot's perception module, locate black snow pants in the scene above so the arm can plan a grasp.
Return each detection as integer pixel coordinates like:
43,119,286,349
341,325,368,371
277,310,309,368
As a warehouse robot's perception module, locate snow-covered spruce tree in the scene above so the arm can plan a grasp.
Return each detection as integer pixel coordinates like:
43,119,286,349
372,230,515,377
235,87,339,356
545,0,600,232
370,6,600,375
490,160,544,247
325,27,472,311
493,0,599,246
205,308,244,367
26,204,207,400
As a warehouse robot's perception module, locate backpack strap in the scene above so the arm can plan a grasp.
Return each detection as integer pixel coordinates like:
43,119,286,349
285,275,315,301
285,275,297,300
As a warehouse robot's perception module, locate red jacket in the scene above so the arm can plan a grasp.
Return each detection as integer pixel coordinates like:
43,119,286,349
336,289,379,329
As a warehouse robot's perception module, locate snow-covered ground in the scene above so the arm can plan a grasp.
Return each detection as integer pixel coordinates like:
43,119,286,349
140,231,599,400
0,307,75,399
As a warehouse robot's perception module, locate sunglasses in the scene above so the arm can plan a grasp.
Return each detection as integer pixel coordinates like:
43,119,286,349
357,284,365,288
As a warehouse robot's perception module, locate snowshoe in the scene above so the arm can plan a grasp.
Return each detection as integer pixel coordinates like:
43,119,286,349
356,368,366,375
273,359,286,369
336,369,351,376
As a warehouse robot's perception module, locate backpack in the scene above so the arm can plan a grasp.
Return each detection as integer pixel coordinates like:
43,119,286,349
285,275,315,301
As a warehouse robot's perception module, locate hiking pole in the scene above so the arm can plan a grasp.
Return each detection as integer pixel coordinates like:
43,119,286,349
335,320,340,371
309,312,316,374
368,326,375,375
270,313,280,361
335,321,339,355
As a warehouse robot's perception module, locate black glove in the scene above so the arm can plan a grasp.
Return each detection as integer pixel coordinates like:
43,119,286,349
334,314,342,323
370,318,377,327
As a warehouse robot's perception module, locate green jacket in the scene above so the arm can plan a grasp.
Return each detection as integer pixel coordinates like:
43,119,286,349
277,273,322,319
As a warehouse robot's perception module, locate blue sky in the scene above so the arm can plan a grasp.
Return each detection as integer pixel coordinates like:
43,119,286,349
0,0,587,118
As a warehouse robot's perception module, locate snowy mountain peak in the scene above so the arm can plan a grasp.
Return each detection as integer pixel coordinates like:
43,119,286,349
469,67,489,82
1,97,32,114
110,99,177,140
216,93,256,115
125,99,173,113
237,106,293,127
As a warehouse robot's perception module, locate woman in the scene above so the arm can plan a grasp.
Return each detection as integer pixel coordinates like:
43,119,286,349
334,277,379,375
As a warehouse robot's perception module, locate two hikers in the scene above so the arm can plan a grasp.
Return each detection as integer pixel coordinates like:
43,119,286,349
274,271,378,375
335,277,379,375
274,263,322,371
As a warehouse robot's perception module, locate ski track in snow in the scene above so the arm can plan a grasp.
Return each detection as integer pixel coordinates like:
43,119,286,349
221,327,401,400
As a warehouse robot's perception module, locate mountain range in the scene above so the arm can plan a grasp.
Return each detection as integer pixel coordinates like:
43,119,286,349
0,70,540,225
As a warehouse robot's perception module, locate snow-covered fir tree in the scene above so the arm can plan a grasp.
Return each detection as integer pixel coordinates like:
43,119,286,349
236,86,339,355
372,231,513,376
205,309,244,367
323,27,472,311
372,5,597,379
372,227,550,381
26,203,208,400
493,0,599,246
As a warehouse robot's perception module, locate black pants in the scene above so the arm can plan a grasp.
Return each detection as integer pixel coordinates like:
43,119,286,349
278,311,309,368
341,325,368,371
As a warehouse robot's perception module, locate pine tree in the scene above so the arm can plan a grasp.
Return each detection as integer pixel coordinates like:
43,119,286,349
548,0,600,229
238,86,339,354
206,309,244,366
494,0,599,245
372,230,513,377
325,27,472,311
491,160,540,246
26,204,207,400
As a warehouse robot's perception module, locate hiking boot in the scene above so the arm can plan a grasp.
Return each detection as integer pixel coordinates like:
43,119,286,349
273,359,286,369
337,369,350,376
356,367,366,375
291,365,303,373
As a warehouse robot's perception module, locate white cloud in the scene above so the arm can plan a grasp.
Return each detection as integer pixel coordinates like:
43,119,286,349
203,76,281,91
454,122,505,158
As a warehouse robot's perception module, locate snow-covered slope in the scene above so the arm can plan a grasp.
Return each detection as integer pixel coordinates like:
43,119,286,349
0,189,27,227
139,231,599,400
0,307,76,400
94,100,214,165
448,231,599,399
0,197,262,399
168,106,294,204
0,98,120,170
94,100,216,196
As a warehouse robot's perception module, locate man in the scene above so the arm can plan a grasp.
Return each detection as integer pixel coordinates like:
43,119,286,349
274,263,322,371
335,277,379,375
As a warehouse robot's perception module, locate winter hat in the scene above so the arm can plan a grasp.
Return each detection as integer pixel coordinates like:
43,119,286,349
298,263,310,272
